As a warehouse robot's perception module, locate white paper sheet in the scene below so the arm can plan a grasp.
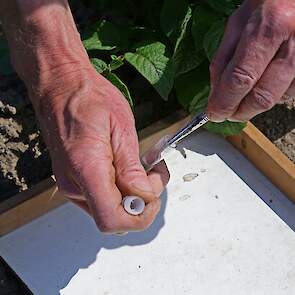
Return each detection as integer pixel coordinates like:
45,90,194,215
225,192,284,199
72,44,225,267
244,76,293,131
1,130,295,295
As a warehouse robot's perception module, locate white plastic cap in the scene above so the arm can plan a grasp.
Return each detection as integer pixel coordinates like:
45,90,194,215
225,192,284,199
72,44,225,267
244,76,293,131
122,196,145,216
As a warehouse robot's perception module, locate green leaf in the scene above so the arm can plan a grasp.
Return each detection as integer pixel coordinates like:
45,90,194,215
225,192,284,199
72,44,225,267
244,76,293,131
206,0,236,16
175,61,210,108
160,0,189,40
205,121,247,136
109,55,124,71
174,6,192,53
191,5,219,51
0,38,9,55
173,38,205,76
82,20,120,51
0,38,14,75
0,55,14,75
173,6,205,76
203,20,226,61
105,72,133,108
189,85,210,114
125,42,175,100
90,58,108,73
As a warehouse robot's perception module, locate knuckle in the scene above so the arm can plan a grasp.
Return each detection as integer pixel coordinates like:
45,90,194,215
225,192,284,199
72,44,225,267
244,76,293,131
251,88,274,110
270,2,294,27
225,67,256,92
116,162,143,180
261,3,292,38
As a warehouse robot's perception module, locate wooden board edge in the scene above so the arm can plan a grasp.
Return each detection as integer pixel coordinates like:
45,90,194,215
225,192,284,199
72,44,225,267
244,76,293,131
0,177,56,215
1,116,294,236
0,186,67,236
0,113,189,236
227,122,295,203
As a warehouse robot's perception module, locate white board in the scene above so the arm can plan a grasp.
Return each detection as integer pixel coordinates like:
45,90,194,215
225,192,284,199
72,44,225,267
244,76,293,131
1,130,295,295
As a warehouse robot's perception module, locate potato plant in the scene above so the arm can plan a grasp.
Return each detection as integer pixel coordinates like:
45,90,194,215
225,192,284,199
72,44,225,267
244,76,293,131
0,0,246,136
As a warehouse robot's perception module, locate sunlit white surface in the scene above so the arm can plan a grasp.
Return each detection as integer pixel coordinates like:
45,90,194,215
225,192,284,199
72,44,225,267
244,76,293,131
1,130,295,295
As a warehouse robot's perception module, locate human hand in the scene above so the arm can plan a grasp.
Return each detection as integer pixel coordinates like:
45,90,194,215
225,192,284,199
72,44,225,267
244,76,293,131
37,67,169,233
207,0,295,122
0,0,169,234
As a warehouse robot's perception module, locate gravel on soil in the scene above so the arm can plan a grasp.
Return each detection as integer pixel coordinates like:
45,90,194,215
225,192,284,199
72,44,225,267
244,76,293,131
0,76,52,201
252,99,295,163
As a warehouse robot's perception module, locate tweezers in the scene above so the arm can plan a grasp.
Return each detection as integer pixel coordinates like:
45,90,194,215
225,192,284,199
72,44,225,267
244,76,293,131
141,112,209,171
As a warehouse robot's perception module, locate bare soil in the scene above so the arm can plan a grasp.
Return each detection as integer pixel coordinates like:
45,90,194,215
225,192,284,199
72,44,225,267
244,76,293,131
252,99,295,163
0,75,51,202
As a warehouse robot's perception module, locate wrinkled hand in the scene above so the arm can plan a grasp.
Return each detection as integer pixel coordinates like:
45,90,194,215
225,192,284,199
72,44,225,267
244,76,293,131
207,0,295,122
34,68,169,233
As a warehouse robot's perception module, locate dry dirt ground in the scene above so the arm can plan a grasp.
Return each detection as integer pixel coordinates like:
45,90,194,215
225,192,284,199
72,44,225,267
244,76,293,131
0,76,51,202
252,99,295,163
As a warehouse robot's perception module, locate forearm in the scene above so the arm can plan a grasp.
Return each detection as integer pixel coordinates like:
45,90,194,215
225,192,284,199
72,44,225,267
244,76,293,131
0,0,91,106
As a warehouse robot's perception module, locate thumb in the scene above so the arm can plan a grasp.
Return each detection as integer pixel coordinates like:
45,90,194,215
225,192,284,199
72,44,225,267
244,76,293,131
113,142,156,203
111,119,161,203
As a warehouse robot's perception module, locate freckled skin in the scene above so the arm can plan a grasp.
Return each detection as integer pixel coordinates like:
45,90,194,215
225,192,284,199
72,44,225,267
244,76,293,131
207,0,295,122
0,0,169,234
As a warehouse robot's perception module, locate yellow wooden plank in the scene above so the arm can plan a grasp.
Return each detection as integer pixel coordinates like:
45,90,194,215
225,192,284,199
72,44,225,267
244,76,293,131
228,122,295,203
1,116,294,236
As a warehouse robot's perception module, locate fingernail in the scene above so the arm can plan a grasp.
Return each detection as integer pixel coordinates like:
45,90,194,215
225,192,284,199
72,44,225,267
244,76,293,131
227,118,246,123
207,111,225,123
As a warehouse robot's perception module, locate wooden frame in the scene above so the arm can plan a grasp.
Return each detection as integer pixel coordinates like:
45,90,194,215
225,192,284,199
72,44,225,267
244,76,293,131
0,112,294,236
228,122,295,202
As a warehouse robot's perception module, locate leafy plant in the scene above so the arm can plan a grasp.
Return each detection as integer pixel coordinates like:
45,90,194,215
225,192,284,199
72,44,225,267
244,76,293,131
0,37,14,75
81,0,245,136
0,0,246,136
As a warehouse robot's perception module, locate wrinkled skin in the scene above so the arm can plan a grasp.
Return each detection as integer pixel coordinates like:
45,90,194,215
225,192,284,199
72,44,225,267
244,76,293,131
36,68,170,234
0,0,169,234
207,0,295,122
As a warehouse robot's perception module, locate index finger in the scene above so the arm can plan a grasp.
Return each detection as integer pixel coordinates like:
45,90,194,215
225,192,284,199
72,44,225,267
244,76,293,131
207,9,287,122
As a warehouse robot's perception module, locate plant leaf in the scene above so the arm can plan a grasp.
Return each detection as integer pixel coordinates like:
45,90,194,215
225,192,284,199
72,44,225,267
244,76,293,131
0,38,9,55
83,20,120,51
160,0,189,41
110,55,124,71
206,0,236,15
125,42,175,100
175,62,210,108
105,71,133,108
205,121,247,136
173,6,205,76
203,20,226,61
191,5,219,51
0,55,14,75
0,38,14,75
90,58,108,73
